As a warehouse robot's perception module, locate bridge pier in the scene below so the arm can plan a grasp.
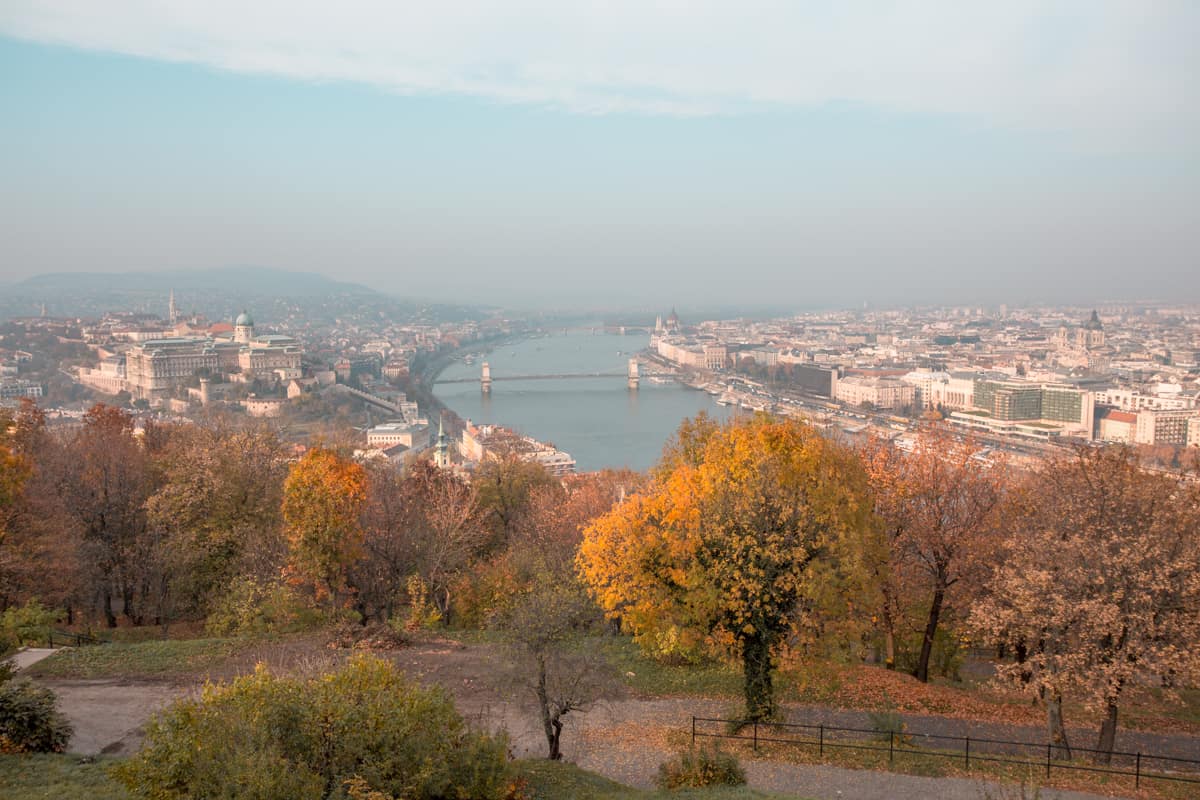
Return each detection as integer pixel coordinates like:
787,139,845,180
481,362,492,394
628,358,639,391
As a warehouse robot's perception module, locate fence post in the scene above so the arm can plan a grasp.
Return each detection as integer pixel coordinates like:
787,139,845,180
691,717,695,747
1135,752,1140,789
889,729,894,763
965,736,970,769
819,724,824,757
1045,743,1051,779
753,720,758,753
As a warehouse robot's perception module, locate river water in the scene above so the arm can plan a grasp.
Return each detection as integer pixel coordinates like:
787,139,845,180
433,330,732,472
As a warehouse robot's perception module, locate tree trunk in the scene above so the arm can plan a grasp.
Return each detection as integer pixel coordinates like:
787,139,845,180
1047,691,1072,761
549,718,563,761
741,632,775,722
103,589,116,628
881,596,897,670
914,586,945,683
1094,700,1119,765
534,654,562,760
122,584,141,626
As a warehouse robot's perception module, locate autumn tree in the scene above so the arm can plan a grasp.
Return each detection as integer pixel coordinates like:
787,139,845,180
57,405,158,627
969,446,1200,762
352,461,485,623
0,402,81,616
146,424,288,618
579,415,873,721
282,448,367,611
0,408,30,548
517,470,641,578
502,581,616,760
474,457,558,549
864,427,1006,682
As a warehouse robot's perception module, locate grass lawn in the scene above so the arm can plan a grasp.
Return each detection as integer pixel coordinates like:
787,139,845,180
0,754,130,800
592,637,743,699
0,755,806,800
22,637,245,680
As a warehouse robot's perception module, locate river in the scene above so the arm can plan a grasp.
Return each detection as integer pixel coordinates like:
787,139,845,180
432,330,733,472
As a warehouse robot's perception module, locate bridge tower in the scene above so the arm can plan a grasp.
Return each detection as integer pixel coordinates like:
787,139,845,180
628,358,639,391
481,361,492,394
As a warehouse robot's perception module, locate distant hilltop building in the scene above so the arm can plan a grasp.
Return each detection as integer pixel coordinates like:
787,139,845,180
78,302,303,403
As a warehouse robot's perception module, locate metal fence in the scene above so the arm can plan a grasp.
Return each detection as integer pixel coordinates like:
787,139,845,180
46,628,106,648
690,716,1200,789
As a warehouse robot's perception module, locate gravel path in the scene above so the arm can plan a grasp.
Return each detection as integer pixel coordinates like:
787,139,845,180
7,647,58,671
545,699,1131,800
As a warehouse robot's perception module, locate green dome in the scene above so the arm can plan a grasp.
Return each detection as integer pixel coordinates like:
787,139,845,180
235,310,254,327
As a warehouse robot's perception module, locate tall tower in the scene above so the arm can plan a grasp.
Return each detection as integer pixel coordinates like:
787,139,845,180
234,310,254,344
434,416,450,468
168,290,177,325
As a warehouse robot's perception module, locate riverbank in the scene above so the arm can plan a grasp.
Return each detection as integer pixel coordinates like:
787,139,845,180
409,331,535,438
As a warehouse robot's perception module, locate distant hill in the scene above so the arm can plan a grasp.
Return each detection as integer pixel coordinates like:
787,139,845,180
1,267,389,322
16,266,377,297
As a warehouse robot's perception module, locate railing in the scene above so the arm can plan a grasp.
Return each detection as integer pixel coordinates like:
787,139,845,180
690,716,1200,790
46,629,107,648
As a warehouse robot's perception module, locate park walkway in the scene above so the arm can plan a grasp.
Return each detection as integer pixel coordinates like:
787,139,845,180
7,647,57,671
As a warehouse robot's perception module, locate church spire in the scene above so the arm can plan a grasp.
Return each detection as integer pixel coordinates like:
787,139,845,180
434,415,450,468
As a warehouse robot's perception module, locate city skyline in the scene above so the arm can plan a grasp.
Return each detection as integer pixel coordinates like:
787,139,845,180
2,3,1199,308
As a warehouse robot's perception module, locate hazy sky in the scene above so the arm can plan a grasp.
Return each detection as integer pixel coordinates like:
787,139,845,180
2,2,1197,309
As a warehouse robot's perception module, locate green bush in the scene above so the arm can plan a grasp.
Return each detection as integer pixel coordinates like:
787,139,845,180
657,744,746,790
112,654,511,800
867,691,910,744
0,677,74,754
895,627,964,681
1,599,65,649
204,576,320,637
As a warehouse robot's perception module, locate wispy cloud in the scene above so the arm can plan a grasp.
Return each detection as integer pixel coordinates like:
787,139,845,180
3,1,1197,145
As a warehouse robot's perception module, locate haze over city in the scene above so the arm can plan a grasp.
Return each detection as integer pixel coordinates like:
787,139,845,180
3,1,1199,308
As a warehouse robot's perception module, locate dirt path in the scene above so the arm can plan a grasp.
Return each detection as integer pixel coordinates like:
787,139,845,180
8,647,57,671
44,679,187,756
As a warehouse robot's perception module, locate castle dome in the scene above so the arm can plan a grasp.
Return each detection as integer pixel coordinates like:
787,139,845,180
235,310,254,327
1083,310,1103,331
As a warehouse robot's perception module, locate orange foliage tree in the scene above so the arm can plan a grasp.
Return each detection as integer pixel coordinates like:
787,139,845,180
578,415,873,721
969,447,1200,762
0,407,31,546
282,448,368,611
863,426,1007,682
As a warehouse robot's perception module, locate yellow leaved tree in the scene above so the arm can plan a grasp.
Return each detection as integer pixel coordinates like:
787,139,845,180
282,448,368,612
578,414,873,721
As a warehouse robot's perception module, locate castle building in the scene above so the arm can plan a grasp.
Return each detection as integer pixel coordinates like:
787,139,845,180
90,306,303,401
234,310,255,344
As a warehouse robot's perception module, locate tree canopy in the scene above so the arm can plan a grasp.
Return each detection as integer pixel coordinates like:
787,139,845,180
578,415,874,720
